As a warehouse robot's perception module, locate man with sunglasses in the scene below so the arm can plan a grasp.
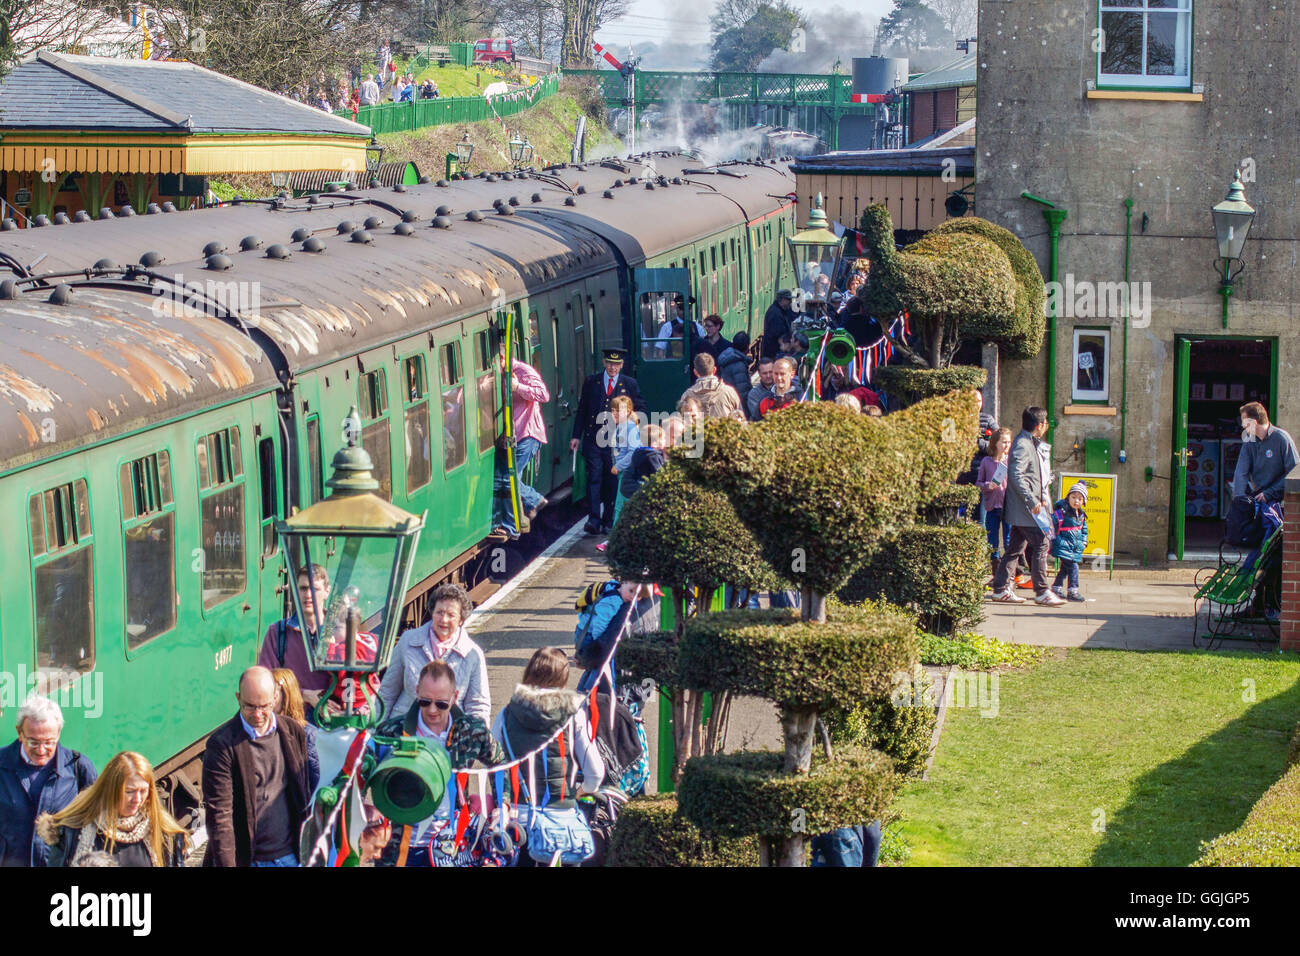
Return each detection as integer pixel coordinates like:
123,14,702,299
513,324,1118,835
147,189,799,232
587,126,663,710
374,661,503,867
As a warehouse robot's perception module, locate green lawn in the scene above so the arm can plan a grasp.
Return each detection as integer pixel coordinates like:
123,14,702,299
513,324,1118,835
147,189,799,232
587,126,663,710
894,648,1300,866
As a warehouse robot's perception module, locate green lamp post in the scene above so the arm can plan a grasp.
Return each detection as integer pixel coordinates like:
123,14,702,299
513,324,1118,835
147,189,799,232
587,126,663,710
786,193,845,313
1211,171,1256,329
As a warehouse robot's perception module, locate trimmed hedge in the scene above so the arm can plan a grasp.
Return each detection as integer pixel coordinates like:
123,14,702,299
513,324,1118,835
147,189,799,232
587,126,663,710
606,794,760,867
676,605,918,711
876,365,987,406
822,665,936,778
615,630,681,688
839,522,988,635
1193,761,1300,866
606,462,780,593
677,745,898,838
921,483,981,523
930,216,1046,360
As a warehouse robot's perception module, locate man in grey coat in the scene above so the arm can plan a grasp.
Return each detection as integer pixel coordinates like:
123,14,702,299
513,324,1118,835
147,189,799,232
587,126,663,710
991,406,1065,606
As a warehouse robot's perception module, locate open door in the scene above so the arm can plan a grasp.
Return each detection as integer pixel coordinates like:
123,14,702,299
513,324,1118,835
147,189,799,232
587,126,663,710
1170,336,1190,560
632,267,692,416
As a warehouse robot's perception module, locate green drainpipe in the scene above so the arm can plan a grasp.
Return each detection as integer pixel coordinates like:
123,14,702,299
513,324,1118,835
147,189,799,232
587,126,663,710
1021,192,1068,444
1120,198,1133,464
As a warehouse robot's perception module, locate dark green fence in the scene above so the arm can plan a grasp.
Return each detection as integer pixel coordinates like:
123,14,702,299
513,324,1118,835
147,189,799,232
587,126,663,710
341,73,561,134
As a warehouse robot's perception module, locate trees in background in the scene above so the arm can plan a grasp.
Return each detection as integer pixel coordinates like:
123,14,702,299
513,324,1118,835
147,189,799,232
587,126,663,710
709,0,806,73
877,0,951,56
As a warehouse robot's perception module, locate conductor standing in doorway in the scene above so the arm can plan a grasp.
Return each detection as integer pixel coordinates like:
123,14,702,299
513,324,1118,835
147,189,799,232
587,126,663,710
571,349,646,535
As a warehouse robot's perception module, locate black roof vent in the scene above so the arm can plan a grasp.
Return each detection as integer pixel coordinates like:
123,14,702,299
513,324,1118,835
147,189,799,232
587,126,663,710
435,205,452,217
466,210,484,222
485,174,498,183
147,203,162,214
645,182,655,190
350,229,373,244
306,195,320,204
369,178,381,188
496,205,514,216
531,192,543,203
393,184,407,193
99,207,115,220
324,183,342,193
120,205,136,216
626,176,638,184
290,227,312,243
161,202,177,213
337,220,357,234
0,280,18,299
53,212,70,225
73,211,92,223
602,190,614,199
612,180,623,188
576,185,587,195
563,197,576,206
418,176,432,184
48,284,74,306
92,258,118,272
432,215,452,229
139,251,165,267
32,215,50,227
206,253,234,271
202,241,226,257
401,209,419,223
363,216,383,230
436,179,450,187
266,244,291,259
0,219,14,230
240,235,264,252
302,237,327,253
394,222,415,236
508,196,520,206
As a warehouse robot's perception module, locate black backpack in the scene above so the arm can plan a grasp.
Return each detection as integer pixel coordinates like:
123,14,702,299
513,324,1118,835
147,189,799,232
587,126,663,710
1225,495,1264,548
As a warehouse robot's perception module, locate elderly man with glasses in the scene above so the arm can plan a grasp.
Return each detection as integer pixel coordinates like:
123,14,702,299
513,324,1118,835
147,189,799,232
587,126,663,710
201,666,312,867
374,660,503,867
0,696,97,866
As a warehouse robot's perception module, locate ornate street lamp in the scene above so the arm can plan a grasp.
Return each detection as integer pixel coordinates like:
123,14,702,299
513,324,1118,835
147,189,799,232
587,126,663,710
446,132,475,180
1211,170,1256,328
785,193,845,314
508,131,533,168
276,408,426,729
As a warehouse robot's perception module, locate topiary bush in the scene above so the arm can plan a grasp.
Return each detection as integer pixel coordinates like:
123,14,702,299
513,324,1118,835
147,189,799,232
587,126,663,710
614,630,682,688
838,522,988,635
1193,762,1300,866
920,483,981,524
929,216,1046,360
677,745,898,841
606,794,760,867
876,365,988,406
822,664,937,778
676,605,917,712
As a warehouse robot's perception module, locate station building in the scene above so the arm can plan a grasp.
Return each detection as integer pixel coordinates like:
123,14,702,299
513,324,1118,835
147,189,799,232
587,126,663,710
975,0,1293,563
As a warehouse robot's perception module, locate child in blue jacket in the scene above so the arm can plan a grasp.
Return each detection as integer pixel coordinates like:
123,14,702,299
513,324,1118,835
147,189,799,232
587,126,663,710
1050,481,1089,601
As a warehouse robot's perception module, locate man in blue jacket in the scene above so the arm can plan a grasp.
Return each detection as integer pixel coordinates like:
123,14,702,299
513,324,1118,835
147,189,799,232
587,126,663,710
0,696,97,866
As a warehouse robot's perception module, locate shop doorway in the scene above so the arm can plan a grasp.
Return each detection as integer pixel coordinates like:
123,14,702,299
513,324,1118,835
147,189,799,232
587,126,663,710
1170,336,1277,559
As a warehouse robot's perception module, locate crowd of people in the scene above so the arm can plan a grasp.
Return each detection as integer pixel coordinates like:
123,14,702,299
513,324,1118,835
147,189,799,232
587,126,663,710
285,42,443,120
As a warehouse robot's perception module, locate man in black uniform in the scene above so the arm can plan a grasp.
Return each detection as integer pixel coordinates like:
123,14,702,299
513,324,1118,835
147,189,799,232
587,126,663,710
762,290,797,359
570,349,646,534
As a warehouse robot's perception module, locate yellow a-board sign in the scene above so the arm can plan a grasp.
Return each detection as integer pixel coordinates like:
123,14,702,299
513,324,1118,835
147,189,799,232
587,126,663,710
1057,472,1117,562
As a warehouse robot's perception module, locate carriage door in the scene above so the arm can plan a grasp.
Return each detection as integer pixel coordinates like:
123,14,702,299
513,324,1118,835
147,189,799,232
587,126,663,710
251,394,288,637
632,267,692,416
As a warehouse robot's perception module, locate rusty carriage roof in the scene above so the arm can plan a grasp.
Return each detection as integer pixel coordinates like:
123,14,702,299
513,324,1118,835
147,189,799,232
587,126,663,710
0,153,795,468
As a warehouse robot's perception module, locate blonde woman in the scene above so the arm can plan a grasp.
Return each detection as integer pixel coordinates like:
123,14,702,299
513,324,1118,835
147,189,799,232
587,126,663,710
37,752,188,867
273,668,320,791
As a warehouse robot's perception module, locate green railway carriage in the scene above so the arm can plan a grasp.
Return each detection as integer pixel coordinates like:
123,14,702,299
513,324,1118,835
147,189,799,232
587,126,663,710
0,153,797,818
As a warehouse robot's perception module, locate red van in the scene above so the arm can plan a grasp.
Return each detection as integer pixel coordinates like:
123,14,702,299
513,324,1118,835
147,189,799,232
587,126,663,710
473,38,515,64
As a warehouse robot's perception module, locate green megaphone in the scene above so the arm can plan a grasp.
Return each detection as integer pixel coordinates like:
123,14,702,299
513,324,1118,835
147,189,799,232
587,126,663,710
807,329,858,367
367,736,452,825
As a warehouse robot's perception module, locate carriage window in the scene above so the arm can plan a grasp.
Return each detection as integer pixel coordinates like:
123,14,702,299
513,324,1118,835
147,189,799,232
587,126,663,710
359,369,392,502
404,355,432,492
198,427,245,610
528,310,541,352
257,438,278,557
31,478,94,679
306,415,323,504
477,369,496,454
121,451,176,648
476,328,493,372
640,291,684,361
441,341,467,471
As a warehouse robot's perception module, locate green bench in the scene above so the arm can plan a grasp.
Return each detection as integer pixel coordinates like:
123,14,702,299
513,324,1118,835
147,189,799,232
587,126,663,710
1192,529,1282,650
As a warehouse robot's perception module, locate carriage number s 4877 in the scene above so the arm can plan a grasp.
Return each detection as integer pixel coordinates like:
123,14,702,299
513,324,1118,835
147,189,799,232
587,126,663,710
214,644,234,670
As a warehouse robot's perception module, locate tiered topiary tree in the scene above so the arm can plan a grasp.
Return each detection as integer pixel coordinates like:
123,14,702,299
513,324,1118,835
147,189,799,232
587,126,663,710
607,391,978,865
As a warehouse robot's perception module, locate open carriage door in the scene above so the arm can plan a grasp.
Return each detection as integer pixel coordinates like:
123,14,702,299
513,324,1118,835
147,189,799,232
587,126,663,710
631,267,692,416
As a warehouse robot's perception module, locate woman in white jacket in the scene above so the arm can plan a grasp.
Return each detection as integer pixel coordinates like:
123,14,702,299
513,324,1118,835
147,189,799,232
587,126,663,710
379,583,490,721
